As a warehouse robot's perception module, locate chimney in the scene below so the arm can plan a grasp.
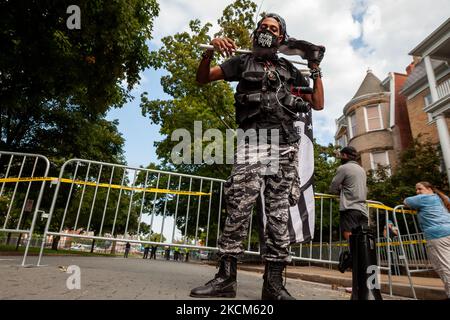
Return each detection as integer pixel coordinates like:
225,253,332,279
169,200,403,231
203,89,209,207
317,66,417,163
406,56,421,75
406,62,414,75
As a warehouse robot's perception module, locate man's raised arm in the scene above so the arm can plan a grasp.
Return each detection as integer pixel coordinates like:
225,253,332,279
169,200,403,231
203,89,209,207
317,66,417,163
196,37,237,85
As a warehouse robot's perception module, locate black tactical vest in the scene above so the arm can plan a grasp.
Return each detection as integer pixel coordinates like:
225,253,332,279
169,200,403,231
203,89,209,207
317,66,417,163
234,55,308,144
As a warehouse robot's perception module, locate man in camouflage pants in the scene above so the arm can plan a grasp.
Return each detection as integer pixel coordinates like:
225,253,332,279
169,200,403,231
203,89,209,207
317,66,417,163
219,142,300,263
190,13,324,300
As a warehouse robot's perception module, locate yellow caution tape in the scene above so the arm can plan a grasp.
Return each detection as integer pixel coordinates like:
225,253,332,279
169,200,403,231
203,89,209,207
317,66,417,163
376,239,427,247
0,177,211,197
367,203,393,211
367,202,416,214
0,177,53,183
0,179,421,206
314,195,338,200
311,195,416,214
293,238,427,249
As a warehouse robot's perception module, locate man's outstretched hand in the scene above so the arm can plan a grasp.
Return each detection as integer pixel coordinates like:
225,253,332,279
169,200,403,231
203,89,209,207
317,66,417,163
210,37,237,58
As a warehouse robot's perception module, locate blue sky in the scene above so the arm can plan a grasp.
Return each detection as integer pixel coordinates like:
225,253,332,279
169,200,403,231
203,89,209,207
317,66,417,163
106,67,167,168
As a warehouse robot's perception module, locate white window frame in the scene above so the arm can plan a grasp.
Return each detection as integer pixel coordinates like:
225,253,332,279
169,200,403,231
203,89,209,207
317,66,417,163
337,134,347,148
370,151,391,176
424,94,434,124
348,112,357,139
364,104,384,132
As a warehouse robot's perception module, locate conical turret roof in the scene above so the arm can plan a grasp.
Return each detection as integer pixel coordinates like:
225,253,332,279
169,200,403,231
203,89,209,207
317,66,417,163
352,69,385,99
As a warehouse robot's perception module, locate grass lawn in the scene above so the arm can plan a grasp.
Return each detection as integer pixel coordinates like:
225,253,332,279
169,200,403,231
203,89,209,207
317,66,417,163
0,244,122,257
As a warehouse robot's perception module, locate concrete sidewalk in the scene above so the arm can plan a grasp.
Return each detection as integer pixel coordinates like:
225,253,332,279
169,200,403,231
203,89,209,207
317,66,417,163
237,264,447,300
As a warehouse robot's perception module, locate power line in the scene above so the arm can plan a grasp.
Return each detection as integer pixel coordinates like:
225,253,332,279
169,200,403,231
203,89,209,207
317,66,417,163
254,0,265,27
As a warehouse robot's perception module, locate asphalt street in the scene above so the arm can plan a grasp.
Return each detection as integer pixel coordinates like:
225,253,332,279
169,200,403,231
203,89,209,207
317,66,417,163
0,255,350,300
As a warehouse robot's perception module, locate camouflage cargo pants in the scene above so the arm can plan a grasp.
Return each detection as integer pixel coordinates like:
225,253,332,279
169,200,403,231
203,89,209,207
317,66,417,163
218,142,300,262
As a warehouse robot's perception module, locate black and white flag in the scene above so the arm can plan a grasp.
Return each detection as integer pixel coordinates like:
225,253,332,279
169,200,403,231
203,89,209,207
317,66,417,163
257,111,315,245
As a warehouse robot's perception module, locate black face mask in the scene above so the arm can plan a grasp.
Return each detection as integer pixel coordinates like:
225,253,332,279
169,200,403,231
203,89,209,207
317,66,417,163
253,30,280,60
255,30,279,48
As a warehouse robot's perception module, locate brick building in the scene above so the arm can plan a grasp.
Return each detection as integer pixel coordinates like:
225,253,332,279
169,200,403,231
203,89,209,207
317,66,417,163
335,69,412,174
400,18,450,186
335,18,450,184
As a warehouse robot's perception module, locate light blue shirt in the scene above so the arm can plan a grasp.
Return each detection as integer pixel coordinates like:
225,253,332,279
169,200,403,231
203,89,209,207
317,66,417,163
404,194,450,240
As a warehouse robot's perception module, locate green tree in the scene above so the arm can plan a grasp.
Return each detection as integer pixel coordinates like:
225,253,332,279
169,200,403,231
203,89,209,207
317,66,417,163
139,222,151,237
148,232,166,243
367,138,449,207
312,142,341,240
0,0,159,161
0,1,160,248
314,141,340,194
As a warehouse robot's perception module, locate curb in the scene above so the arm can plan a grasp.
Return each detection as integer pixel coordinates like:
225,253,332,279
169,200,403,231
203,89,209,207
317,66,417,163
237,265,446,300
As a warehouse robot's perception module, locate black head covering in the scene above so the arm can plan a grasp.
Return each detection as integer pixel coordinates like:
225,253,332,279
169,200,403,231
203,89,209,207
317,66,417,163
254,13,288,43
340,146,358,160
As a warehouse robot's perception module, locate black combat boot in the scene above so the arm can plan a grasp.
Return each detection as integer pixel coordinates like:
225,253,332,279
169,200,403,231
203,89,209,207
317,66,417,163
190,255,237,298
261,261,296,300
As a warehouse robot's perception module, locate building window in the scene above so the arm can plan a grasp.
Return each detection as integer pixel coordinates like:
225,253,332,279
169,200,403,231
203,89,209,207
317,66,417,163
337,135,347,148
424,93,433,123
370,151,391,176
364,104,383,131
348,112,357,138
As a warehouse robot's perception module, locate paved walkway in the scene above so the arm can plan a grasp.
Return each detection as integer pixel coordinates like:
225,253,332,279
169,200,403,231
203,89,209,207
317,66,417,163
1,254,445,300
0,256,350,300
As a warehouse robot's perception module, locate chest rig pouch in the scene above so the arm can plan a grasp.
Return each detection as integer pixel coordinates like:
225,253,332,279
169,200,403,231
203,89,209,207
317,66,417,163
234,57,302,142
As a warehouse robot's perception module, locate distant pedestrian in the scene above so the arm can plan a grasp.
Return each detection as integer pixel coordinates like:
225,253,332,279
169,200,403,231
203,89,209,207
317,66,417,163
404,181,450,299
143,245,150,259
383,220,399,239
383,220,400,275
174,247,180,261
185,248,190,262
165,247,170,260
150,245,158,259
124,242,131,258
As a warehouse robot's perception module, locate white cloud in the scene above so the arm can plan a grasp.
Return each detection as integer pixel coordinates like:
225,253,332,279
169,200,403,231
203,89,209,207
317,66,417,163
151,0,234,45
145,0,450,146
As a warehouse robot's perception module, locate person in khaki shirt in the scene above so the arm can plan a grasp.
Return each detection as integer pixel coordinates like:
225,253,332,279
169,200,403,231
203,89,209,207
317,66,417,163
330,146,368,276
330,146,368,241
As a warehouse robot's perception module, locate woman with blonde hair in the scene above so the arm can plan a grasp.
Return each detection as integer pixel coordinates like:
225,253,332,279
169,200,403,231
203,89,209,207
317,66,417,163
404,182,450,299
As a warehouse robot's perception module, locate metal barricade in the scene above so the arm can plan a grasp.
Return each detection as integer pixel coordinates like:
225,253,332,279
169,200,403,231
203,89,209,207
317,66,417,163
288,194,340,266
2,150,438,299
0,150,50,266
366,201,401,296
392,205,433,299
37,158,226,266
287,198,397,296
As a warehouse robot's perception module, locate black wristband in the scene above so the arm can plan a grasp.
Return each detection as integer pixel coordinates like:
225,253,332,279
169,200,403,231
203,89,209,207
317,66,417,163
202,50,214,60
310,67,322,80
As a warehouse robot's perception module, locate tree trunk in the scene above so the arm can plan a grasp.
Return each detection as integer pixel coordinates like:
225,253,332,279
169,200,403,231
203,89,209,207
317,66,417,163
6,232,12,245
15,233,22,251
90,239,96,253
110,241,117,255
51,236,60,251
